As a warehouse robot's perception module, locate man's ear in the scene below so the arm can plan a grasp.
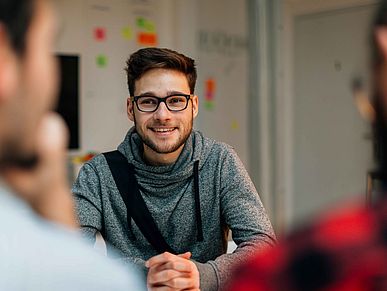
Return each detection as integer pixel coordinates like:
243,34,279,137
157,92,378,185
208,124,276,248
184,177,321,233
0,24,18,103
127,97,135,121
376,28,387,61
192,95,199,118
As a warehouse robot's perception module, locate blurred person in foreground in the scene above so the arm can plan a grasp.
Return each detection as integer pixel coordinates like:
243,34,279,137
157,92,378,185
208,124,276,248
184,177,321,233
0,0,144,289
225,1,387,291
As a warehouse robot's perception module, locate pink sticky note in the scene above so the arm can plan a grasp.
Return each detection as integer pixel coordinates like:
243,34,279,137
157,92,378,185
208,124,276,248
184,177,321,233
94,27,106,41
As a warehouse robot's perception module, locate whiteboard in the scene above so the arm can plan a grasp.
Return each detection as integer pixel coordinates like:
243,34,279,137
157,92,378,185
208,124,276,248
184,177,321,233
195,0,249,167
54,0,250,168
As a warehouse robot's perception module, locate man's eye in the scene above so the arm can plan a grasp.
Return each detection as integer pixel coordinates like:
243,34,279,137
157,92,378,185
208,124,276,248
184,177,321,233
139,98,157,105
168,97,185,104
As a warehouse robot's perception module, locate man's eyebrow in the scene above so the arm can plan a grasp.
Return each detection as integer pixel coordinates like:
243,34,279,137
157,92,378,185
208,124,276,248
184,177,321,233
166,91,189,95
136,92,157,97
136,91,189,97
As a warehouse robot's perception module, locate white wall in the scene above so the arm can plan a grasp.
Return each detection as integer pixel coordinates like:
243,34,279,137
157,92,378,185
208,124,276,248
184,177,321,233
54,0,250,170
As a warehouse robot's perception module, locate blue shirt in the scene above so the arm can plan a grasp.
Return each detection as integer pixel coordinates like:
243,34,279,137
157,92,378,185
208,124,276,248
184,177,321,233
0,180,145,291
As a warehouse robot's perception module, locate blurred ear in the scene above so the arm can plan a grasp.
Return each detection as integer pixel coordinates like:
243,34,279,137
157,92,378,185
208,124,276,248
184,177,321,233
376,28,387,61
0,24,18,103
127,96,135,121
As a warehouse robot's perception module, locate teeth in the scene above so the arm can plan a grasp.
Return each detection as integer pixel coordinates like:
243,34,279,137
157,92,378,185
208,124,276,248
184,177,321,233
153,128,174,132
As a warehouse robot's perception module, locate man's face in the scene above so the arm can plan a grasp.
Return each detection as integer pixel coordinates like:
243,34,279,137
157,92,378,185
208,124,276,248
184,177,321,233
127,68,198,159
0,0,58,166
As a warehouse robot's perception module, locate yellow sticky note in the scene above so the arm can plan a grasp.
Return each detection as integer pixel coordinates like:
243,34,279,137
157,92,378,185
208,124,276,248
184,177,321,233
231,120,239,130
121,26,133,40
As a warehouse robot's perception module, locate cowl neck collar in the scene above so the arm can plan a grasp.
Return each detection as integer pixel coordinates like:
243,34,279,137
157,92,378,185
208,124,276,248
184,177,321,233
117,127,214,194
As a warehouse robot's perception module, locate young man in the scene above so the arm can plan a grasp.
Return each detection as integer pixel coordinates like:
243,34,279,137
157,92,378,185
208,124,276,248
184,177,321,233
0,0,143,289
225,1,387,290
73,47,276,291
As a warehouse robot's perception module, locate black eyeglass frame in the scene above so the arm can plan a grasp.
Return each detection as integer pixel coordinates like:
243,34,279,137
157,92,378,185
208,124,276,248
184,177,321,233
130,94,193,113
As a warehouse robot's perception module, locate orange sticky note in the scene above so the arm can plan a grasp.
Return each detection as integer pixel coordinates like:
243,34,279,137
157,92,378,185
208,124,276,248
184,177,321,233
205,78,216,101
137,32,157,46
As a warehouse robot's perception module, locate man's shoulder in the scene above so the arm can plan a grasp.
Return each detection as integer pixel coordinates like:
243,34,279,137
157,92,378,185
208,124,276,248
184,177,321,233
77,153,112,177
84,152,109,167
194,130,235,155
192,131,243,175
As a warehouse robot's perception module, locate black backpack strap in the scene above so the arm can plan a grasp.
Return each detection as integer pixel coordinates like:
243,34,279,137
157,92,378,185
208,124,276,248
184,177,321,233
103,150,175,254
193,161,203,241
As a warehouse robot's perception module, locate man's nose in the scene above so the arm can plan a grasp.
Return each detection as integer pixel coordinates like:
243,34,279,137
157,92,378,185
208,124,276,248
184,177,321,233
153,101,171,120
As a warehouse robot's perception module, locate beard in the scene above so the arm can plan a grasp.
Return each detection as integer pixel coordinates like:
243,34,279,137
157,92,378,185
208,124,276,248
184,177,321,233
133,110,193,154
0,140,39,170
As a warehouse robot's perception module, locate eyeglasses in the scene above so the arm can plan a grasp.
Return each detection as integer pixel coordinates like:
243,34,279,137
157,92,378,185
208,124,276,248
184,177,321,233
131,94,192,112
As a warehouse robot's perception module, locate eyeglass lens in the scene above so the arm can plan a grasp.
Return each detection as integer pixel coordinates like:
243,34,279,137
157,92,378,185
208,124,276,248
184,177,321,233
137,95,188,112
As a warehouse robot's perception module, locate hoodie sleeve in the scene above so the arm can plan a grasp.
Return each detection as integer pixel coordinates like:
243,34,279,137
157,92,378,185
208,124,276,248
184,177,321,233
72,159,149,277
72,162,104,245
197,145,277,291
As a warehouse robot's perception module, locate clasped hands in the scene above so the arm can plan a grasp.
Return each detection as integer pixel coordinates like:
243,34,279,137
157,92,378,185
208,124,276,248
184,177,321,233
146,251,200,291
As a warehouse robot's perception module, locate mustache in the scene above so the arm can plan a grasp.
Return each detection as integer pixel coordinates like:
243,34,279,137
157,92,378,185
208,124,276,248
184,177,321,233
147,123,178,127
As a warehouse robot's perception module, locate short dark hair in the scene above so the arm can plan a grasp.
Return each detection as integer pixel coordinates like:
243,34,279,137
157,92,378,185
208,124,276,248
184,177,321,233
372,0,387,69
0,0,34,55
125,47,197,96
372,0,387,186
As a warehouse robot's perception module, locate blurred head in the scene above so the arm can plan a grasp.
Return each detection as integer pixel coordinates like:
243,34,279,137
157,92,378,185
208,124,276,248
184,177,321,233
0,0,58,168
125,48,198,164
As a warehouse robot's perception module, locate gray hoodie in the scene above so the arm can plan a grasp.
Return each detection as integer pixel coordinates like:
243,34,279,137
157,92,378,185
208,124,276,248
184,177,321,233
73,128,276,290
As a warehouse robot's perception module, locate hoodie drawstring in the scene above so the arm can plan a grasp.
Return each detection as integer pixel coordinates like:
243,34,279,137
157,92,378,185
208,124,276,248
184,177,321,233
193,161,203,242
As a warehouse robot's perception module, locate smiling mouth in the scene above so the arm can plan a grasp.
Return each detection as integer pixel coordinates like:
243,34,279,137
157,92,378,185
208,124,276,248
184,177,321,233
150,127,177,133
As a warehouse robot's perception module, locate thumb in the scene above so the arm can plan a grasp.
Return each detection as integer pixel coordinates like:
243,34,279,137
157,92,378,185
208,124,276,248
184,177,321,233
178,252,192,260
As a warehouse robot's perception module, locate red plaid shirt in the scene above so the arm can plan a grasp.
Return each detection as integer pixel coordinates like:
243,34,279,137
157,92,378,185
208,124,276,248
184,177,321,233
225,199,387,291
